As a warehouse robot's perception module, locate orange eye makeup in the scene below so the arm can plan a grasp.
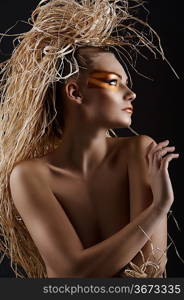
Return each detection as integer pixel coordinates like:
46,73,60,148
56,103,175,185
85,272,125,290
87,70,129,90
87,71,122,90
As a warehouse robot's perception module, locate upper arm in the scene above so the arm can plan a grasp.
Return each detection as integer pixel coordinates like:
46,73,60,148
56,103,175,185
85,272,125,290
9,162,83,277
128,135,157,217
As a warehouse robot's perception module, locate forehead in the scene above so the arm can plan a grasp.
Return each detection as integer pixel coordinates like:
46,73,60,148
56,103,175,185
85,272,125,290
78,47,127,80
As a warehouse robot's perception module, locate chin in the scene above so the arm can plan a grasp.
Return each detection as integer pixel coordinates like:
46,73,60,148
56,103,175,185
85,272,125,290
113,118,132,128
104,116,132,130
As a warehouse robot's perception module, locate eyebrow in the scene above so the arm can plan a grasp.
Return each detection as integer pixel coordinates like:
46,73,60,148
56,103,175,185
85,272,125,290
90,70,128,83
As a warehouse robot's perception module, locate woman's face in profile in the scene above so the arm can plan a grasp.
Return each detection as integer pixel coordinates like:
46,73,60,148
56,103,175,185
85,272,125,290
79,50,136,130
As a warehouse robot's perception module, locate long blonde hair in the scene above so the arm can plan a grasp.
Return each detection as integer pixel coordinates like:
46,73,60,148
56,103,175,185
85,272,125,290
0,0,168,278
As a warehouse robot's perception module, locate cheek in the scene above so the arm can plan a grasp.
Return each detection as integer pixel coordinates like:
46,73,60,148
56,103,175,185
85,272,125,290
97,90,123,116
82,88,124,123
85,88,122,109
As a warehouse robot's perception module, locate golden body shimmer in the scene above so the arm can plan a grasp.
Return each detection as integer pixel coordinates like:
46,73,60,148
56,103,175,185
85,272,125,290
0,1,178,278
10,135,169,277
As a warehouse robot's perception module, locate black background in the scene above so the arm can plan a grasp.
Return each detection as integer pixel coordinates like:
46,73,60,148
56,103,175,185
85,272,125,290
0,0,183,277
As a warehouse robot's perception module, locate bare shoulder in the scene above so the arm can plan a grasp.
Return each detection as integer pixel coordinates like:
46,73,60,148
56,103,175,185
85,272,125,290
109,136,133,149
128,135,157,154
9,158,50,188
110,135,157,152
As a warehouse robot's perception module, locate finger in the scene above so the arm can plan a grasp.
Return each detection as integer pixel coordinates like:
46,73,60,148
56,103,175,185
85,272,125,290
145,141,156,166
152,140,170,153
147,141,157,159
148,140,169,158
161,153,179,170
153,147,176,169
147,141,156,153
154,146,176,159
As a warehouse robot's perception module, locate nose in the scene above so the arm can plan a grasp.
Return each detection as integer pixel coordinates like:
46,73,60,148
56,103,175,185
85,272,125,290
124,87,136,102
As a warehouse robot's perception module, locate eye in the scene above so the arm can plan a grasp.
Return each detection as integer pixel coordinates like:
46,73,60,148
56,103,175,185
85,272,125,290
105,79,118,86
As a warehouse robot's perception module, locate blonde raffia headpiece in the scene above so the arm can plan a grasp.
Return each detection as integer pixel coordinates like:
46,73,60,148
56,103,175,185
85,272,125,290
0,0,176,278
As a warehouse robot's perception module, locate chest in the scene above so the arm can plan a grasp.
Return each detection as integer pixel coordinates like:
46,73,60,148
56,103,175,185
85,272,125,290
50,160,130,248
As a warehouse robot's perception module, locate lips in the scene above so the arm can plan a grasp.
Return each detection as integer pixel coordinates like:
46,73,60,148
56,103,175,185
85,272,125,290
122,107,133,113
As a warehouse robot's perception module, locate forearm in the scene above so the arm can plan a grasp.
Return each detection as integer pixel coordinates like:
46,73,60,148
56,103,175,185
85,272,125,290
74,203,167,277
129,202,168,277
128,219,167,277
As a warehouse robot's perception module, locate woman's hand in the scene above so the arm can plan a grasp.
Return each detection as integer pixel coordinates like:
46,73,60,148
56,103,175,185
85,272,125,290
146,139,179,213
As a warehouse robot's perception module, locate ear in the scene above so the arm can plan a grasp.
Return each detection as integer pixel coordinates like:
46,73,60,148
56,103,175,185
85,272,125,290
65,80,83,104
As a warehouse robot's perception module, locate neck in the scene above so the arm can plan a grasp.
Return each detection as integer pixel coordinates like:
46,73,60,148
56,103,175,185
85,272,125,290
50,126,111,178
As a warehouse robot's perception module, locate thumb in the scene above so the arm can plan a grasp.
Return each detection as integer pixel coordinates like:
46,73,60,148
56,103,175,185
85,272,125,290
161,153,179,170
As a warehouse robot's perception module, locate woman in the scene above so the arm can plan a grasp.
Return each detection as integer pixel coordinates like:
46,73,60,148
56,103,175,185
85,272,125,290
0,0,179,278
